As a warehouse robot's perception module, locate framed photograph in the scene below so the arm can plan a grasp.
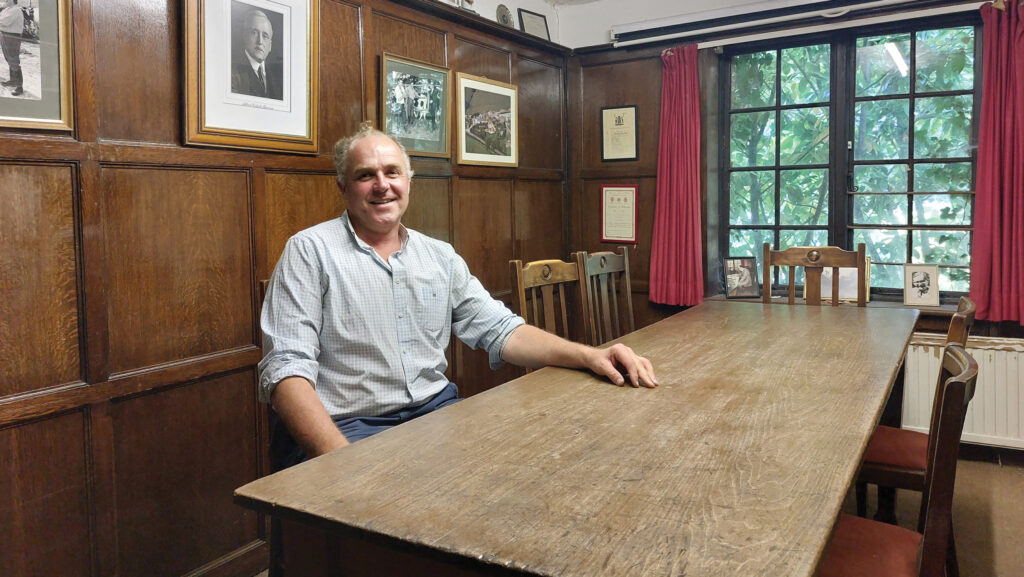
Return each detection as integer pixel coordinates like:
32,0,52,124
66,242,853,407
809,258,872,303
601,184,637,244
517,9,550,40
456,73,517,166
601,105,638,161
904,264,941,307
381,53,450,158
725,257,760,299
0,0,74,131
184,0,319,153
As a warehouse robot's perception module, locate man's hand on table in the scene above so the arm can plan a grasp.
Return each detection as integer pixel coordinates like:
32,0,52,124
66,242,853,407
584,343,658,388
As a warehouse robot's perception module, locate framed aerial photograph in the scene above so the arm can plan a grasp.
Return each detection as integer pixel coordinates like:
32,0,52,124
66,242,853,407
724,257,760,299
601,105,638,161
518,9,550,40
381,53,450,158
183,0,319,153
456,73,517,167
904,264,941,307
0,0,74,131
601,184,637,244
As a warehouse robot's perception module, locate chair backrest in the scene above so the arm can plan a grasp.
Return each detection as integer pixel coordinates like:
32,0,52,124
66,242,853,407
576,247,635,346
761,243,867,306
916,343,979,577
944,296,977,346
510,257,581,341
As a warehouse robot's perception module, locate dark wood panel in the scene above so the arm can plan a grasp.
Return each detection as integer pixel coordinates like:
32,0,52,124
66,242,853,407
93,0,178,143
0,163,80,398
580,59,662,173
405,176,451,243
453,37,511,83
371,10,448,66
263,172,344,275
111,370,260,576
452,178,512,293
516,57,564,171
0,411,90,577
514,179,565,263
319,0,366,153
102,167,254,374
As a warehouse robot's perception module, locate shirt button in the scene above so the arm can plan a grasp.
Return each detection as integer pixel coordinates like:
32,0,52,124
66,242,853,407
398,313,404,318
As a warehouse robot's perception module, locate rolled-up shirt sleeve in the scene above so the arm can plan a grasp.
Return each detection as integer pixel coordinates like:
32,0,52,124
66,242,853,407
257,236,324,403
448,253,525,370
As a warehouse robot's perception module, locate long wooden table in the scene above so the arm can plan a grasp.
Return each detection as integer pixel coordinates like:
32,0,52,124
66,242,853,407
236,300,918,577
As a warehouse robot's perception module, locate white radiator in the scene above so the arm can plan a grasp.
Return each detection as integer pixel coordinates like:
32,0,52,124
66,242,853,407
904,333,1024,449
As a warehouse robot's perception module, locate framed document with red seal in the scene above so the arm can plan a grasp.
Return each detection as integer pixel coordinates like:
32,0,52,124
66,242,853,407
601,184,637,244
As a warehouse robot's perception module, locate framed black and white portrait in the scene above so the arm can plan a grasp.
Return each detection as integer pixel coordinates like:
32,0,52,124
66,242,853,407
724,257,759,299
184,0,318,153
904,264,940,307
0,0,73,131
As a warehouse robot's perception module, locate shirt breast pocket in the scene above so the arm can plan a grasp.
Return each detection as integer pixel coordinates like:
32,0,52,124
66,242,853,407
414,283,448,333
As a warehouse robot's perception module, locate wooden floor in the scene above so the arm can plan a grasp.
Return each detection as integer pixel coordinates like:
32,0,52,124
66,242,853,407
250,452,1024,577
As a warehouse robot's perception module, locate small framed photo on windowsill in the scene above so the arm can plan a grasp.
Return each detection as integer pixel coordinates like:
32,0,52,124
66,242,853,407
724,257,760,299
904,264,941,307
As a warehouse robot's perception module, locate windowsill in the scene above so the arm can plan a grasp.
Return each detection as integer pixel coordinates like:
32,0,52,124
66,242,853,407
707,293,958,317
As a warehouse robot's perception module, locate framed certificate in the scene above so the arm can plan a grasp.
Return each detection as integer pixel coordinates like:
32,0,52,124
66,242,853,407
601,185,637,244
601,105,638,161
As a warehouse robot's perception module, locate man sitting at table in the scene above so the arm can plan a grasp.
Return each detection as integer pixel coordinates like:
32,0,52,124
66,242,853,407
259,124,658,469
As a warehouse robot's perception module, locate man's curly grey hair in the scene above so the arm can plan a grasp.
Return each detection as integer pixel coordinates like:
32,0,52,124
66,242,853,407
332,122,414,183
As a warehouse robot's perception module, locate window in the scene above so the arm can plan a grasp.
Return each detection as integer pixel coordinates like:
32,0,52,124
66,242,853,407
721,18,978,297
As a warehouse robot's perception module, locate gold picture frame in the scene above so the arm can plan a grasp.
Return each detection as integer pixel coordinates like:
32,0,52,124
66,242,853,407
456,73,517,167
0,0,74,131
184,0,318,153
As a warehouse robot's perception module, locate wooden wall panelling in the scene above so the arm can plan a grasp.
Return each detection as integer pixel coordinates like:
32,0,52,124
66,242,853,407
101,166,254,375
93,0,178,143
319,0,367,152
577,177,656,290
579,58,662,174
453,36,511,83
515,56,565,171
0,163,81,398
110,370,262,576
452,177,513,293
404,175,451,243
262,171,345,277
513,179,565,263
0,411,91,577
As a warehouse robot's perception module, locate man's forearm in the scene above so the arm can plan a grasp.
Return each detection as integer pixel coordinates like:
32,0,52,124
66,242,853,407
501,324,592,370
270,376,349,458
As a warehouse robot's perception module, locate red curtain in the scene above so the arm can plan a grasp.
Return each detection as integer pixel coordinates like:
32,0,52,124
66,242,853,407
650,44,704,306
971,1,1024,323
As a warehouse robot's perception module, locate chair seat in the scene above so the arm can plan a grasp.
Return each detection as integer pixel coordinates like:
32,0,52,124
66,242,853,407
864,425,928,471
817,514,922,577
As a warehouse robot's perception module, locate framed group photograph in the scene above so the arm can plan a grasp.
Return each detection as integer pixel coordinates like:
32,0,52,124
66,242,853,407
724,257,760,299
601,184,637,244
183,0,319,153
517,9,550,40
601,105,638,161
456,73,517,167
904,264,941,307
0,0,74,131
381,54,450,158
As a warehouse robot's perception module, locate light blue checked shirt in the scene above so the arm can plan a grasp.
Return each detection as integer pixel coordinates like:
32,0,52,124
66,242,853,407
258,212,524,419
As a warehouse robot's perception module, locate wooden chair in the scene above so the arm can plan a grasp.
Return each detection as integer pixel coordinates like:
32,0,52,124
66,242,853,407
817,343,979,577
576,247,636,346
762,243,867,306
854,296,976,574
510,257,582,341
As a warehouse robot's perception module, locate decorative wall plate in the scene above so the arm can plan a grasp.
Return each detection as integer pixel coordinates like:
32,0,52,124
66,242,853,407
496,4,514,27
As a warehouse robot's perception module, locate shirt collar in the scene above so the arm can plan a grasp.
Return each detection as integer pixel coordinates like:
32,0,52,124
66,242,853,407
244,50,264,75
340,211,409,254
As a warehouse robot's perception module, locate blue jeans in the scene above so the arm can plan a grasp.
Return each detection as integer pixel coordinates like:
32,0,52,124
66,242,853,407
271,382,461,470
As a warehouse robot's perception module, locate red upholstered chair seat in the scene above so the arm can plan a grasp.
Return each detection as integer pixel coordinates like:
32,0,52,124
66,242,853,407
863,425,928,471
817,514,922,577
